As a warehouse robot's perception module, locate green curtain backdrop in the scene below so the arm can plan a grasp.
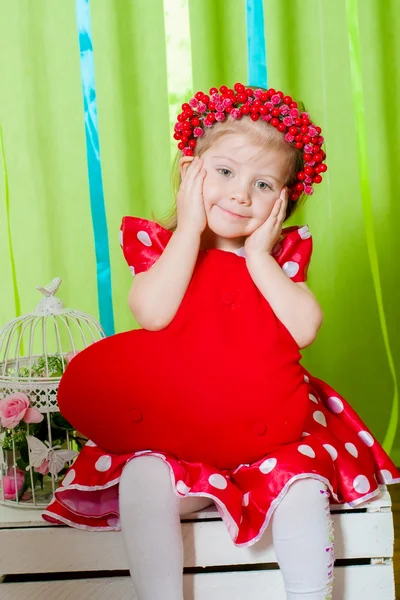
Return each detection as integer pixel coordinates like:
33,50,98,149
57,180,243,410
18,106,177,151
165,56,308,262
0,0,399,460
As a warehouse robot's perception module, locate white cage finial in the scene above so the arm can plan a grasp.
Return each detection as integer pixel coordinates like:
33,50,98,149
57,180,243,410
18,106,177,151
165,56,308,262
0,278,105,508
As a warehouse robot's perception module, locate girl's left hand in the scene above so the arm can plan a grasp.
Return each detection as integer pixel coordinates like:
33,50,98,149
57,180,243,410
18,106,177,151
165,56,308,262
245,188,289,256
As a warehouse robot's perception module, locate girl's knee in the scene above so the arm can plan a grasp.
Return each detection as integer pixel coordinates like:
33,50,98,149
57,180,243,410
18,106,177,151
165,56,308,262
280,478,328,509
120,455,172,487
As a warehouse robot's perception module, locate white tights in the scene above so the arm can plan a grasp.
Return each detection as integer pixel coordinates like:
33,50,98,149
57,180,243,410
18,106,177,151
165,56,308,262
119,456,334,600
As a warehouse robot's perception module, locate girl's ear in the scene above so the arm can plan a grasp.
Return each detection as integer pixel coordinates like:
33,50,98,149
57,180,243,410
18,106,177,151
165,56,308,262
179,156,195,180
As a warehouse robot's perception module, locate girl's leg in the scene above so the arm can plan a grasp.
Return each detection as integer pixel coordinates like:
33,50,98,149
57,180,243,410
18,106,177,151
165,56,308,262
271,478,335,600
119,456,213,600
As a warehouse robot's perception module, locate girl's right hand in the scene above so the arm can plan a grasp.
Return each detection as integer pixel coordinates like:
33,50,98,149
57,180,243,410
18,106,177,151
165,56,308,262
176,157,207,235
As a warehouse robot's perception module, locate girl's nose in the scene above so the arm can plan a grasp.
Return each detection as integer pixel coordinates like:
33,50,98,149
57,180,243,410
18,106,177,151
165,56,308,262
230,189,251,205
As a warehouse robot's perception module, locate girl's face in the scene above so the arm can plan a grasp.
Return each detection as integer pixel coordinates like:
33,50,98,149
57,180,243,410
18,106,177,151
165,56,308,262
200,134,289,241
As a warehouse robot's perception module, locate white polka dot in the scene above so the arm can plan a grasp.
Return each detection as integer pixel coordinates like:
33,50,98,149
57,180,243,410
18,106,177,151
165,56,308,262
309,394,319,404
95,455,112,472
302,432,310,437
208,473,228,490
119,230,123,246
62,469,76,486
345,443,358,458
107,517,120,528
353,475,370,494
259,458,277,474
298,225,311,240
323,444,338,461
304,375,310,383
326,396,344,414
242,492,250,506
313,411,327,427
137,231,152,247
298,444,315,458
85,440,97,447
176,480,191,495
358,431,374,447
282,261,300,278
129,266,136,276
377,469,393,484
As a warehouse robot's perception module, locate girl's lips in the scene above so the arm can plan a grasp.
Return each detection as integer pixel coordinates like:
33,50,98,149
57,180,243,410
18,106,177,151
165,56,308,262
217,205,247,219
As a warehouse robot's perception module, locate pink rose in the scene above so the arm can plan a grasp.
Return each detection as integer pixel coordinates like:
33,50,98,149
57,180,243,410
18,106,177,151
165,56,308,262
285,133,295,143
189,98,198,109
193,127,204,137
34,459,50,476
308,126,318,137
211,93,220,103
254,88,264,98
304,185,314,195
290,108,299,118
262,114,272,122
215,112,226,122
0,393,43,429
265,102,274,111
1,467,25,500
271,94,281,105
230,108,241,119
197,102,207,113
279,105,290,116
283,116,294,127
304,143,314,154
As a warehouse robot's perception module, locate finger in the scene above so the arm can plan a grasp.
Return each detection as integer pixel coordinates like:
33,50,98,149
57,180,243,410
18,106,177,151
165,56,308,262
279,187,289,207
188,162,206,192
270,197,283,219
186,158,203,183
277,195,287,222
181,157,196,181
192,168,207,199
182,158,202,189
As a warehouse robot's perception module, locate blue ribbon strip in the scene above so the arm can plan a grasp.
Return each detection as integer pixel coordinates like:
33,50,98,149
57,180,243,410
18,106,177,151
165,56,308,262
246,0,268,88
75,0,115,336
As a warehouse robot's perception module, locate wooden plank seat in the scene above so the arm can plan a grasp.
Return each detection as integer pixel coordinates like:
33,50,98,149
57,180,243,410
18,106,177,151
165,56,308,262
0,486,395,599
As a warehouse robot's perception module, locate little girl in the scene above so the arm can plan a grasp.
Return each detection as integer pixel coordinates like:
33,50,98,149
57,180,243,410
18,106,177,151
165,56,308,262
44,83,400,600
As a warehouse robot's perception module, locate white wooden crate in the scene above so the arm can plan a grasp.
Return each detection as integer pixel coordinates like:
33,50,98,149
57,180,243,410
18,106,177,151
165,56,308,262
0,486,395,599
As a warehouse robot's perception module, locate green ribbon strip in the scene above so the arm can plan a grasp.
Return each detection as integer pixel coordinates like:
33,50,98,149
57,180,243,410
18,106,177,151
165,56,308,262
0,125,22,324
345,0,398,454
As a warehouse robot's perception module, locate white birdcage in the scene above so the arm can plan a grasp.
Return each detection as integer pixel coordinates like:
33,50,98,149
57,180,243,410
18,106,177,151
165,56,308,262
0,278,105,508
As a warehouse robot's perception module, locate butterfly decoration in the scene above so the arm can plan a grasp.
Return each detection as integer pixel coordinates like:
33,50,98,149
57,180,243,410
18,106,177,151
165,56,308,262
26,435,78,478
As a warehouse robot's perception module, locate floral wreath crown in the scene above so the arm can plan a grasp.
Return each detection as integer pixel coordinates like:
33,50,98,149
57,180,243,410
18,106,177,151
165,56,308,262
173,82,327,201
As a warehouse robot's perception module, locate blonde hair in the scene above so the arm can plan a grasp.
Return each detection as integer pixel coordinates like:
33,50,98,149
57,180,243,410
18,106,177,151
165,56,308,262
159,92,307,231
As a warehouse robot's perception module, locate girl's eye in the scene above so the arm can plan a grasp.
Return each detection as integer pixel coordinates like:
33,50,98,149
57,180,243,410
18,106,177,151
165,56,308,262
255,180,272,191
217,168,232,177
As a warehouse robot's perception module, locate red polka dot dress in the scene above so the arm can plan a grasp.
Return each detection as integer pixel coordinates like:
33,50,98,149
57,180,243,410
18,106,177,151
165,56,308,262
43,218,400,547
